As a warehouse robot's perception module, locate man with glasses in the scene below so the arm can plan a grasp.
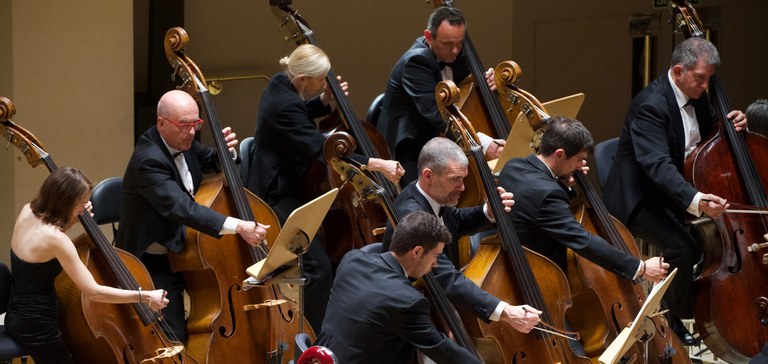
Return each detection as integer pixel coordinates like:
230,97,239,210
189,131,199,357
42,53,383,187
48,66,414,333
116,89,269,340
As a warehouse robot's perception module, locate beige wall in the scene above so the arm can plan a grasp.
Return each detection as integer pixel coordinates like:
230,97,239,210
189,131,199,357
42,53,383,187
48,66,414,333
0,1,134,265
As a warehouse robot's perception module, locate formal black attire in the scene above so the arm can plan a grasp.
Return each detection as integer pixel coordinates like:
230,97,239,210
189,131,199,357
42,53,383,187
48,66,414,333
377,37,470,185
498,154,640,280
244,72,367,332
117,125,227,340
602,73,715,319
5,250,74,364
382,182,500,320
315,249,481,364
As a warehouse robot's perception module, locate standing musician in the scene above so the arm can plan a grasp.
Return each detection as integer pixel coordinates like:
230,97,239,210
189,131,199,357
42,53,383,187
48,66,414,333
377,6,505,186
117,89,269,341
6,167,169,364
316,211,485,364
242,44,404,332
602,37,747,346
382,137,542,333
497,116,669,353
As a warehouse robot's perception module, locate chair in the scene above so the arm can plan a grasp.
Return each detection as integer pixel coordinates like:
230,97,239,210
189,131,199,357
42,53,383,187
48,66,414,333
90,177,123,243
366,93,385,127
360,242,383,254
238,136,254,183
0,263,28,364
594,137,619,189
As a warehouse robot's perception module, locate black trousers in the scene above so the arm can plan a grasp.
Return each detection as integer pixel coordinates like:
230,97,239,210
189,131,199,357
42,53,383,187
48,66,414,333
140,252,187,342
627,200,701,319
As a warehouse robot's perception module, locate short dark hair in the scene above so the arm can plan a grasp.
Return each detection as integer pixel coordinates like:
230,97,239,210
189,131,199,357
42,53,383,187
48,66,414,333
427,7,466,37
747,99,768,137
390,211,451,256
537,116,594,158
670,37,720,70
30,167,92,228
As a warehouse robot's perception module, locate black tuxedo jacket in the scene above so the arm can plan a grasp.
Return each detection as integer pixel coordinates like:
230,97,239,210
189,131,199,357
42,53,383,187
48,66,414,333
243,72,332,202
382,182,499,320
377,37,470,159
499,155,639,280
315,250,480,364
116,126,226,257
602,73,715,224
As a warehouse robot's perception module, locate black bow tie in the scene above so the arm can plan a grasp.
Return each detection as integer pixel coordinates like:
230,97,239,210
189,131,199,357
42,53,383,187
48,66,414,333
683,98,695,108
438,206,446,217
171,151,183,159
438,62,451,70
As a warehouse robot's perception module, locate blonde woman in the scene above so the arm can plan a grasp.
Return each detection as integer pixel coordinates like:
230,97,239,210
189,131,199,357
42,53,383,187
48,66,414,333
243,44,403,331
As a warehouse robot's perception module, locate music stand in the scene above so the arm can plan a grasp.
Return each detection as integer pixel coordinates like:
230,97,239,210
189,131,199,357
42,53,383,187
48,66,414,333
243,188,338,335
598,268,678,364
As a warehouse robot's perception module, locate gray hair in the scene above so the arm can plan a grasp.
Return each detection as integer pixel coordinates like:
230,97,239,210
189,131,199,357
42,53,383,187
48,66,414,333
417,137,468,176
670,37,720,70
747,99,768,137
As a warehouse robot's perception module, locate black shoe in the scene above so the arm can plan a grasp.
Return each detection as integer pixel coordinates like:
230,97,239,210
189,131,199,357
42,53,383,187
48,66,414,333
669,316,699,346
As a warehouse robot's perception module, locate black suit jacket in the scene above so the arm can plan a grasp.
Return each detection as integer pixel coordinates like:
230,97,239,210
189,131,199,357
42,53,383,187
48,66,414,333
499,155,639,280
382,182,499,321
116,126,227,257
315,250,481,364
243,72,332,203
377,37,470,159
602,73,715,224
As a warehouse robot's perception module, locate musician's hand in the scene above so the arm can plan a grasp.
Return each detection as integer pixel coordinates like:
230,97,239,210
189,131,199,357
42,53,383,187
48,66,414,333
485,139,505,160
486,186,515,220
83,200,94,217
501,304,541,334
642,256,669,283
728,110,747,131
321,75,348,105
222,126,238,156
146,289,169,311
368,158,405,184
236,220,271,246
485,67,497,92
699,193,728,218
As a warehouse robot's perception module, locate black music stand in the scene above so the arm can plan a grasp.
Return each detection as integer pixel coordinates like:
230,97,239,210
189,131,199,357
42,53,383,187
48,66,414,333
243,188,338,336
598,268,678,364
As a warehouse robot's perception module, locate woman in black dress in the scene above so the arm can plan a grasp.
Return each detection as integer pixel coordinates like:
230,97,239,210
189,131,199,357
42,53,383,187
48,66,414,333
6,167,169,364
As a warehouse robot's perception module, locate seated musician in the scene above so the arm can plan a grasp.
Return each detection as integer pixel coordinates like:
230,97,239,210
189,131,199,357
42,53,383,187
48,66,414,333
117,90,269,341
601,37,746,345
746,99,768,137
497,116,668,354
6,167,169,364
377,6,505,186
242,44,403,331
382,137,542,334
316,211,528,364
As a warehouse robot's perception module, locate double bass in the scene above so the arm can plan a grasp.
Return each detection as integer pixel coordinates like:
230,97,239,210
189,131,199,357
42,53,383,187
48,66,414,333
436,81,592,363
490,68,692,363
163,28,310,363
269,2,397,266
673,1,768,361
322,131,503,363
0,97,195,363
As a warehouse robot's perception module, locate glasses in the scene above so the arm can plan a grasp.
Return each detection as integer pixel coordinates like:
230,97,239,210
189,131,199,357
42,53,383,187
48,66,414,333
161,116,205,131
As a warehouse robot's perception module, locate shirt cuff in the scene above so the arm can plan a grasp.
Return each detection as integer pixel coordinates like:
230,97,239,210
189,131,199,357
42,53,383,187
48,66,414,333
489,301,508,322
483,203,496,223
686,192,704,217
220,216,238,235
478,132,493,154
631,260,643,280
